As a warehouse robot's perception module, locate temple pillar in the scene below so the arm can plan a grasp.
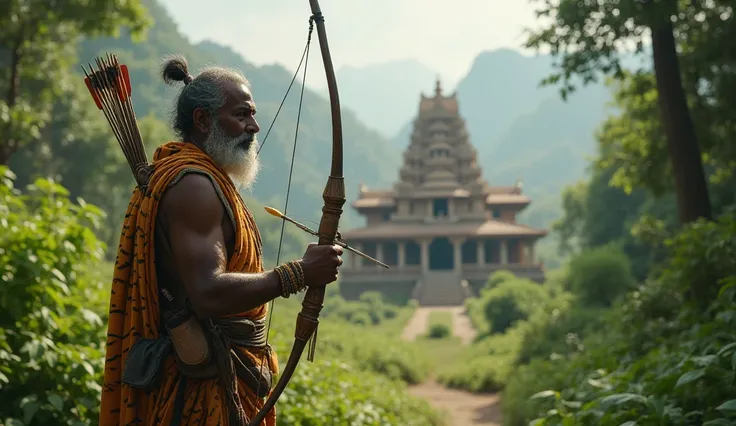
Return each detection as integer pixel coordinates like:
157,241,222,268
518,240,525,264
354,243,363,269
451,237,465,273
527,242,535,265
500,240,508,264
398,241,406,268
419,238,431,274
476,239,485,266
376,243,384,269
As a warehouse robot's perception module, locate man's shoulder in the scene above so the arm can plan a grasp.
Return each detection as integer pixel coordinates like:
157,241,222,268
160,172,224,224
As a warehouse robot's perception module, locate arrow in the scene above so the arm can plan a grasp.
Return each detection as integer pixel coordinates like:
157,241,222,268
264,206,390,269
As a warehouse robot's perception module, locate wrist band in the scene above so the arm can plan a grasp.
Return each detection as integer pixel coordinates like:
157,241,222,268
275,260,306,298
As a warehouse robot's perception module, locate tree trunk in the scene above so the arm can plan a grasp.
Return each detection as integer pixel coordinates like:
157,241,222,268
650,19,712,223
1,25,25,166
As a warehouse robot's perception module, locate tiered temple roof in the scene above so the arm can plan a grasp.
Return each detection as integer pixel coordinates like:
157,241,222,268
341,78,547,240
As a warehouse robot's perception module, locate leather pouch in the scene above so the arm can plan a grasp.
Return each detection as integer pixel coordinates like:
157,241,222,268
232,351,273,398
122,337,172,389
168,316,210,366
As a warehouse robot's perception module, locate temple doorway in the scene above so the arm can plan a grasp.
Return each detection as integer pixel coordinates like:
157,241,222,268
429,237,453,270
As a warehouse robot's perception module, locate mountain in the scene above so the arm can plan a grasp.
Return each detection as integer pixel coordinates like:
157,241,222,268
484,82,614,190
77,0,400,227
453,49,560,159
331,59,440,138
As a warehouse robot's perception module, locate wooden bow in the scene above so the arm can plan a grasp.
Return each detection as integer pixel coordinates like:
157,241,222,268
247,0,344,424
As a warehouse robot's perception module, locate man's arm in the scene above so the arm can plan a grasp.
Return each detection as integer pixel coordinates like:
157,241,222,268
160,173,283,318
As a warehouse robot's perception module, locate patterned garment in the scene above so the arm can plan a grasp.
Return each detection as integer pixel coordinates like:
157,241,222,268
98,141,278,426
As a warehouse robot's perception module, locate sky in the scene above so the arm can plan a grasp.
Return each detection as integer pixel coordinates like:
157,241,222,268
158,0,546,90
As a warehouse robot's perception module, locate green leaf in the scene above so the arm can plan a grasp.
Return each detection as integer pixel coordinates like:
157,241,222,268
619,422,637,426
51,268,66,283
675,368,706,388
703,420,733,426
600,393,647,406
530,390,558,400
47,392,64,411
716,400,736,413
22,401,40,424
716,342,736,356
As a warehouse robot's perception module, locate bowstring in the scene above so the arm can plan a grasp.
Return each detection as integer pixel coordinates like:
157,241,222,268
254,16,315,402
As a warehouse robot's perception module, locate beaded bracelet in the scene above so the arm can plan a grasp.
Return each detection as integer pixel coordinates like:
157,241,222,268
274,260,306,298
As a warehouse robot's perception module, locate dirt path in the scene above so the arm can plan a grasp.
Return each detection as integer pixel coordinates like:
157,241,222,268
401,306,477,344
409,381,502,426
403,306,502,426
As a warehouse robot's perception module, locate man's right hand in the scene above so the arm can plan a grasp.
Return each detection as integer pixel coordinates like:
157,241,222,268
300,243,344,287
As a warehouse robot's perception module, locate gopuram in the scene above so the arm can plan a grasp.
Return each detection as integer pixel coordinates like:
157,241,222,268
338,80,548,306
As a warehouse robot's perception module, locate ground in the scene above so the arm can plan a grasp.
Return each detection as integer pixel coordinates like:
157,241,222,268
402,306,502,426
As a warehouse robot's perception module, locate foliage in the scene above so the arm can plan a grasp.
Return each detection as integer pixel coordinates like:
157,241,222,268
0,0,151,163
484,270,518,292
321,291,402,328
0,167,109,425
265,296,430,386
502,214,736,426
426,324,451,340
425,311,453,340
437,326,523,393
279,360,444,426
566,244,636,307
517,305,608,367
476,278,549,335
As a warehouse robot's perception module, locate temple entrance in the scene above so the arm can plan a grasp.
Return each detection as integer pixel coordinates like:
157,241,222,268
433,198,448,217
429,237,453,270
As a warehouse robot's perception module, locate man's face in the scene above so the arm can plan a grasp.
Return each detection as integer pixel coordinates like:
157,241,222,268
202,80,261,190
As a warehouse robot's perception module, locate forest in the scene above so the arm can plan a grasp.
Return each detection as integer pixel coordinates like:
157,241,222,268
1,0,736,425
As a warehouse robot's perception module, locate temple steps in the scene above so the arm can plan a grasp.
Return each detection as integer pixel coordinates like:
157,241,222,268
414,271,468,306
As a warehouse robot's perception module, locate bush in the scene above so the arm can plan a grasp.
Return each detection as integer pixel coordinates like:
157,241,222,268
437,327,523,392
321,291,401,327
479,278,549,334
0,167,109,425
516,295,609,365
484,270,517,292
566,244,636,307
427,324,451,339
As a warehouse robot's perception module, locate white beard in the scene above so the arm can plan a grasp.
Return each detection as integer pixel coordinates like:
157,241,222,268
202,122,261,191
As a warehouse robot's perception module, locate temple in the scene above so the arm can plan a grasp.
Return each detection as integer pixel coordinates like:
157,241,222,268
339,80,548,306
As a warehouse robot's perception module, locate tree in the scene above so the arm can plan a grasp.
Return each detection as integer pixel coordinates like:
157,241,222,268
526,0,715,224
0,0,151,165
0,166,109,425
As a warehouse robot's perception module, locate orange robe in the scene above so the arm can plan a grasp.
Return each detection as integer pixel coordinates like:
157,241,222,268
98,141,278,426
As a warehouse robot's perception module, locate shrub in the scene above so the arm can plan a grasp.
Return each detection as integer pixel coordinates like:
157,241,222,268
484,270,517,292
0,167,109,425
437,327,523,392
427,324,451,339
480,278,549,334
516,296,609,365
566,244,636,307
321,291,401,327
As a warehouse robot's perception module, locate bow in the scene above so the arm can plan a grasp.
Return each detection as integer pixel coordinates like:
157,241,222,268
247,1,344,424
